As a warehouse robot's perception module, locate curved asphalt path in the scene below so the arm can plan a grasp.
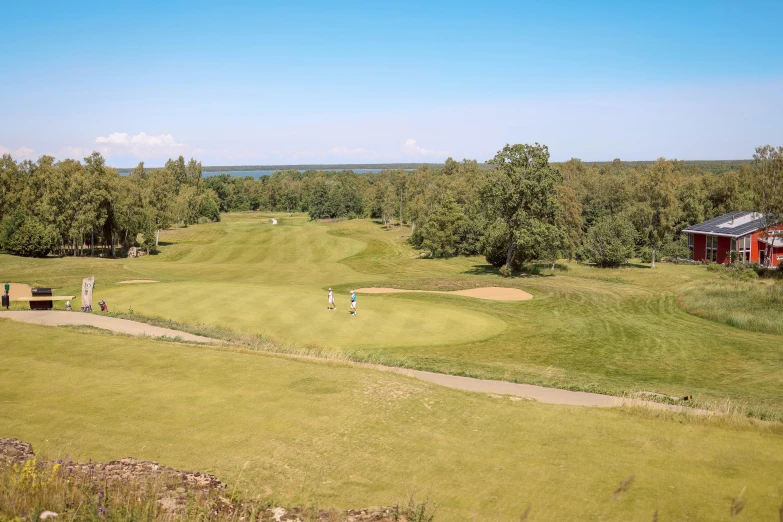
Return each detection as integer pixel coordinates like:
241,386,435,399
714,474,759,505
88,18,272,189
0,311,217,344
0,311,709,413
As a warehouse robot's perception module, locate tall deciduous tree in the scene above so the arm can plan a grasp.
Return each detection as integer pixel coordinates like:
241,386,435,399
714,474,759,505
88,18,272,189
632,159,680,268
481,143,562,272
750,145,783,265
186,158,203,189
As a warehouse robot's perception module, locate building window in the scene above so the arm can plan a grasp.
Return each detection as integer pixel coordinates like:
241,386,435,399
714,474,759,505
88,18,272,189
688,234,694,259
706,235,718,262
737,235,751,262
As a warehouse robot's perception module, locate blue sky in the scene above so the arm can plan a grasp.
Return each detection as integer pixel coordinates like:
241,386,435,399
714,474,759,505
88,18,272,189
1,0,782,166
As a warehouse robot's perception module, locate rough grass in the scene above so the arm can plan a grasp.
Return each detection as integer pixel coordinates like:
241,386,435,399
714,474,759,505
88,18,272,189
3,213,783,418
679,279,783,334
0,458,271,521
2,321,783,521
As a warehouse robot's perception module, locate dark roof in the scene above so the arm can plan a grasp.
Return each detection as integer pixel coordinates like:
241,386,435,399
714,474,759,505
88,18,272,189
682,211,768,238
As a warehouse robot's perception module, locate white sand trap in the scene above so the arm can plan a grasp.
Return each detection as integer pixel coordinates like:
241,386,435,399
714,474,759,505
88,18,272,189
354,286,532,301
4,283,32,301
117,280,159,284
271,218,278,225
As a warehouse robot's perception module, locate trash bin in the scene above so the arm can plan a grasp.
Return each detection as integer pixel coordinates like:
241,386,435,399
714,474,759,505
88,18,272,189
30,288,53,310
1,294,8,309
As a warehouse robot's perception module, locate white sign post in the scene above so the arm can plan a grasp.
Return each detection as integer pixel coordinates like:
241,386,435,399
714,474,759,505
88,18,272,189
81,276,94,312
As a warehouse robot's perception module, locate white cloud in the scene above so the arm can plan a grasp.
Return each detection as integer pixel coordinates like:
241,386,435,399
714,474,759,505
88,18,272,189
403,139,446,158
95,132,131,145
94,132,186,159
0,145,36,160
328,146,379,159
58,146,93,159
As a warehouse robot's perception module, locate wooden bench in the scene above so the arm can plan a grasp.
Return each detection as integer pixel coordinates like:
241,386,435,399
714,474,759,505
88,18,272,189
15,288,75,310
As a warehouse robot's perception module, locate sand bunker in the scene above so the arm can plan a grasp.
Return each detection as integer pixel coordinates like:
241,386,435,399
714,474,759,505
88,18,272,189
117,280,159,284
354,286,532,301
3,283,32,301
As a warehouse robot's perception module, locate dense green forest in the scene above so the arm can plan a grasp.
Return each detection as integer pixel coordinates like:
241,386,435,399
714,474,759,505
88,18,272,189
1,146,780,272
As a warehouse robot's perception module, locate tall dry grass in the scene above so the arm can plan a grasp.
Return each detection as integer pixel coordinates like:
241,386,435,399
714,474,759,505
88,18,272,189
679,280,783,335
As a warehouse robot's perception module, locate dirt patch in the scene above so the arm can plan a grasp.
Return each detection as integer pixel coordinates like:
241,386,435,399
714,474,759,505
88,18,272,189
354,286,533,301
3,283,32,301
117,280,159,284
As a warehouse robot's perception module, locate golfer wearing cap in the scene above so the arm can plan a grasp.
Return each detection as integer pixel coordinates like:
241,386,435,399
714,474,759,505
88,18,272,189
327,288,336,310
350,289,357,316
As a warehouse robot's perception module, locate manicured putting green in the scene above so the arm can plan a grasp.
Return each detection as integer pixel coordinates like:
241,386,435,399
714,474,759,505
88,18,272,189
99,283,506,348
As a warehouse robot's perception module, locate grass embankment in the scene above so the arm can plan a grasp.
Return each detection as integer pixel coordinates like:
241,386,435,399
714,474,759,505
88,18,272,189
2,213,783,418
2,321,783,521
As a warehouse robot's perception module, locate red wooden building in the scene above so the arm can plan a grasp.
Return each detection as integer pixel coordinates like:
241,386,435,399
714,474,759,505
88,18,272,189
683,211,783,266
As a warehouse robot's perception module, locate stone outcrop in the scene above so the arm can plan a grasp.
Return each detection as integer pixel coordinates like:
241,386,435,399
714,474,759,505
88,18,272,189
0,438,402,521
0,438,34,466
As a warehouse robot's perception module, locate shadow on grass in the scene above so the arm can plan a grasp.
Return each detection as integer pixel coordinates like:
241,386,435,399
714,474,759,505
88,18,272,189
624,262,652,269
462,263,556,278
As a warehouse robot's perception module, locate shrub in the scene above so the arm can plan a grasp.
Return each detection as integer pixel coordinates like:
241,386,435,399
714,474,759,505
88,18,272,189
198,194,221,222
0,214,53,257
481,219,547,270
481,221,513,268
739,270,759,281
640,237,688,264
661,236,690,262
457,212,486,256
197,216,209,224
0,212,25,249
638,246,653,264
582,215,636,268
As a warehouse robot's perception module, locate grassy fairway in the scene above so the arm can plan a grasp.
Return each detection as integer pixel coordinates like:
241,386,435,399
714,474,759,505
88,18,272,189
2,321,782,521
2,212,783,417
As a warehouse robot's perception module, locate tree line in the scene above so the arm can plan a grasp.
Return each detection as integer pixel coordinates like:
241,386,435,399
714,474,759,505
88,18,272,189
1,144,781,272
0,153,220,258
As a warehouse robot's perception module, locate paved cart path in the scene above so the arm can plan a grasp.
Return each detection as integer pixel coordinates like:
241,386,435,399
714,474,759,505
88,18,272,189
0,311,217,344
0,311,708,413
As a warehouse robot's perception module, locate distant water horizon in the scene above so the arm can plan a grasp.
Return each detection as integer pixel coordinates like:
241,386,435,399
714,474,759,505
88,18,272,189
203,169,387,178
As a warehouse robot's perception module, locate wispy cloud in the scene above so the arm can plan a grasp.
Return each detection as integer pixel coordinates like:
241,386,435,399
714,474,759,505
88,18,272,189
0,145,36,160
57,146,93,160
94,132,186,159
402,139,447,158
328,146,379,159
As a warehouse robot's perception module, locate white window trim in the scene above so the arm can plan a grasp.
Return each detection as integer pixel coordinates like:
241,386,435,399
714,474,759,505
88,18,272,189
737,235,751,262
705,235,718,262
